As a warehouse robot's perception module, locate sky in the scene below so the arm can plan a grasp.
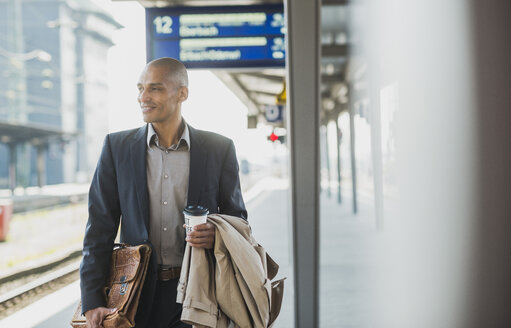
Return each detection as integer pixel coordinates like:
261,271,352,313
95,0,284,164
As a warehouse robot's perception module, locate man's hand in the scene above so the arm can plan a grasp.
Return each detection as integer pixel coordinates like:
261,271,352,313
184,222,215,249
85,307,116,328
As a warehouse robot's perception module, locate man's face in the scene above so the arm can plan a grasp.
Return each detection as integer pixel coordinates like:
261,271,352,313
137,65,186,124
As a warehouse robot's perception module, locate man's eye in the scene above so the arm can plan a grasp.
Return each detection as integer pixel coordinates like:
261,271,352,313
152,88,161,91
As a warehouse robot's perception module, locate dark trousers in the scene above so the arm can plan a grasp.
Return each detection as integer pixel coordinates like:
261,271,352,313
146,279,191,328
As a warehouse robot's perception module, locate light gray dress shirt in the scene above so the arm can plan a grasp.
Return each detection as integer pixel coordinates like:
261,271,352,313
146,122,190,268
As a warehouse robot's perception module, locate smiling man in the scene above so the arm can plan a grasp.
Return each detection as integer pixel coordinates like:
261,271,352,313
80,57,247,328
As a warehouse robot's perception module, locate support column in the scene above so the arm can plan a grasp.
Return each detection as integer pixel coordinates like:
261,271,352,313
285,0,321,327
36,145,46,188
335,116,342,204
8,144,17,191
370,85,384,230
470,1,511,326
323,124,332,198
348,85,358,214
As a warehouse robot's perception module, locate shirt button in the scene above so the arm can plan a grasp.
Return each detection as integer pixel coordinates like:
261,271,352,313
162,201,168,205
165,150,169,154
163,227,168,231
164,174,168,179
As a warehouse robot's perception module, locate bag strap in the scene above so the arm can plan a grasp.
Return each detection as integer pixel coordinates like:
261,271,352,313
113,243,129,250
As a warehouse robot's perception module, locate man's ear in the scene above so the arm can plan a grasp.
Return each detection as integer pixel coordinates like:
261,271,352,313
179,87,189,102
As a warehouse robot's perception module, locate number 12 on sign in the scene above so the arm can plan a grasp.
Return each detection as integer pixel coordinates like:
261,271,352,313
154,16,173,34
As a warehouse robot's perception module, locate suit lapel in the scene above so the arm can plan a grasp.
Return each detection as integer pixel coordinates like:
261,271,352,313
188,125,207,205
130,125,150,231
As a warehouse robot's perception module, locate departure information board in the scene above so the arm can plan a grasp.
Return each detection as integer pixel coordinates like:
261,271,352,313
145,5,286,69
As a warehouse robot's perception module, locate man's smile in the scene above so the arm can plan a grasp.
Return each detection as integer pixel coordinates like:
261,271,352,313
141,104,157,113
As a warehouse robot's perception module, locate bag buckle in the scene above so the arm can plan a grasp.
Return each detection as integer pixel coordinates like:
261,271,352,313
120,275,128,295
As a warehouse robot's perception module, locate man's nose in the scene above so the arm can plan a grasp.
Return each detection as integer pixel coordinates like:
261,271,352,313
138,89,150,102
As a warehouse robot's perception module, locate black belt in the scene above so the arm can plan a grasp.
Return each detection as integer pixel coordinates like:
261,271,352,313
157,266,181,281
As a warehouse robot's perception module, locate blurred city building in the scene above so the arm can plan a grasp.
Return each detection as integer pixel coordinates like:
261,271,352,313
0,0,121,189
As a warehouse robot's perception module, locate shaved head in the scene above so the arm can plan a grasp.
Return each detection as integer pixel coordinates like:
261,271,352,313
146,57,188,88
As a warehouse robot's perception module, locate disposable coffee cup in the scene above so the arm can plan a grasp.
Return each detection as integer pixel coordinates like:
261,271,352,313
183,205,209,234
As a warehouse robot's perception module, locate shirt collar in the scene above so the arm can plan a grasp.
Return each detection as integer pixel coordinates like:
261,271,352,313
146,120,190,152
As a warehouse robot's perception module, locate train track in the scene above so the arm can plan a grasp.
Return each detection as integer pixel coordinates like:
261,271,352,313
0,252,81,320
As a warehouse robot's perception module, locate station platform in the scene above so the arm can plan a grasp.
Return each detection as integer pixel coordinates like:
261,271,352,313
0,176,376,327
0,184,89,214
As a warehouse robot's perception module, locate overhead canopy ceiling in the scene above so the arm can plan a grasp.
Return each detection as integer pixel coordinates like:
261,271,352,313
0,121,74,145
124,0,348,126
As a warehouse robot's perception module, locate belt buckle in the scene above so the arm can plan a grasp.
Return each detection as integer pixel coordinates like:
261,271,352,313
158,268,169,281
158,266,180,281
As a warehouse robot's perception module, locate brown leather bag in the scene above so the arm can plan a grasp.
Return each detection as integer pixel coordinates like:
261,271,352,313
70,243,152,328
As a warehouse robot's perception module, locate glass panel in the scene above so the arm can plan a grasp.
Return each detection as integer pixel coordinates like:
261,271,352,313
319,3,375,327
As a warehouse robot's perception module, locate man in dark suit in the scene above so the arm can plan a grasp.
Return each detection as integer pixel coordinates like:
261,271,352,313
80,57,247,328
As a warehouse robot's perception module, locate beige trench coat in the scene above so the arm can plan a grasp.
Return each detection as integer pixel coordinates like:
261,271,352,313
176,214,284,328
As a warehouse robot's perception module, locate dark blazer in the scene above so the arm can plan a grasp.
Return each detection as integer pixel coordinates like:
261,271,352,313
79,124,247,327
